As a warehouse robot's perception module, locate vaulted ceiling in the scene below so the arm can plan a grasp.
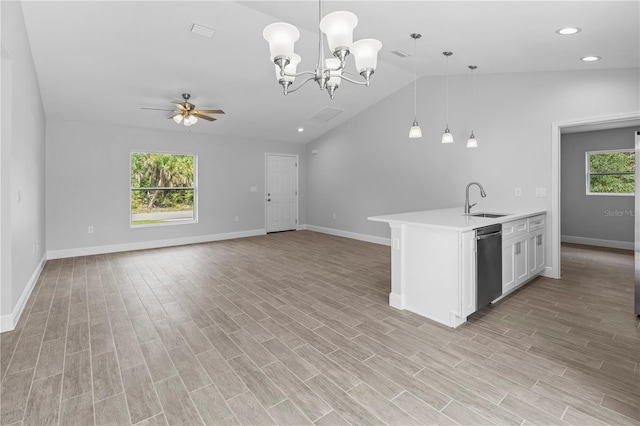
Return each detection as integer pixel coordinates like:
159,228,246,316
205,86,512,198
21,1,639,144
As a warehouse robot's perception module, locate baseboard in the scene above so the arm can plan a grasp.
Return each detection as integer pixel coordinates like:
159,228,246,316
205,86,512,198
46,229,267,260
389,292,404,309
540,266,558,279
0,254,46,333
303,225,391,246
561,235,633,251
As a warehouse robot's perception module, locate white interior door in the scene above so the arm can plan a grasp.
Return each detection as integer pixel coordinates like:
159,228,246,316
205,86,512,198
266,154,297,233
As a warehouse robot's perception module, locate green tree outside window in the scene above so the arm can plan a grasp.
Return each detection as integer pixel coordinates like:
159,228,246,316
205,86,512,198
130,153,196,225
586,150,634,195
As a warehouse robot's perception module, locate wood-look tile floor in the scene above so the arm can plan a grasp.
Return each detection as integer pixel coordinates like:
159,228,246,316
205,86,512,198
1,232,639,425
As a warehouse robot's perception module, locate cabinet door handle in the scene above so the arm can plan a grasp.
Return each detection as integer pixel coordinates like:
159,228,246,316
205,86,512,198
515,242,520,255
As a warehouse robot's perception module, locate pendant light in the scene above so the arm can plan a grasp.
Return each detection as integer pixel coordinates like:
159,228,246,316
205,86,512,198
408,33,422,138
441,52,454,144
467,65,478,148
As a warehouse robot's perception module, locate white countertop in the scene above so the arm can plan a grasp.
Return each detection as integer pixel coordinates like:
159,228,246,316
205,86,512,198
368,207,547,232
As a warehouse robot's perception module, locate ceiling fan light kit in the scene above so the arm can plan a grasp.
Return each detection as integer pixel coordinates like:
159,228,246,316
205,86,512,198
263,0,382,99
144,93,225,127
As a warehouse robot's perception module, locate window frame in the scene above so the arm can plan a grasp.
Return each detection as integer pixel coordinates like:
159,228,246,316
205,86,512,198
129,151,198,228
585,148,634,197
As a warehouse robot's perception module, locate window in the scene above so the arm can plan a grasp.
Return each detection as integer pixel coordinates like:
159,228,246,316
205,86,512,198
130,152,197,226
586,149,635,195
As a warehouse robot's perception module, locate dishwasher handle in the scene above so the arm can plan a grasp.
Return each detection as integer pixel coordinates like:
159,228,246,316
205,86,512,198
476,231,502,240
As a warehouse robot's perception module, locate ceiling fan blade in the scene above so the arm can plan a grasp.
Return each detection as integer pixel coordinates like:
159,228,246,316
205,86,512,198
192,113,216,122
194,109,225,114
141,107,175,111
167,112,182,119
171,102,187,111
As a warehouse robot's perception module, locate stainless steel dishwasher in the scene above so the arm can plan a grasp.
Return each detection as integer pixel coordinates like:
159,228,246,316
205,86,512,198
476,224,503,309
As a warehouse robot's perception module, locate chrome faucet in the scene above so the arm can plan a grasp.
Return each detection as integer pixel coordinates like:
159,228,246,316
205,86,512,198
465,182,487,214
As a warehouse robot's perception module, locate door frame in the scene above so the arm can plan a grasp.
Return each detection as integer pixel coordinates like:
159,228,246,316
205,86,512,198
551,111,640,279
264,153,299,233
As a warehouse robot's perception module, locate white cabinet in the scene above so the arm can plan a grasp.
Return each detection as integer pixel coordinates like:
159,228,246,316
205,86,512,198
502,214,546,296
515,237,529,285
527,215,545,276
529,229,545,276
502,233,528,294
460,231,476,317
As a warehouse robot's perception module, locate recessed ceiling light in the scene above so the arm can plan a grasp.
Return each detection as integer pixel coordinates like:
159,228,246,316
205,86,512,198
556,27,581,35
297,127,304,132
581,56,601,62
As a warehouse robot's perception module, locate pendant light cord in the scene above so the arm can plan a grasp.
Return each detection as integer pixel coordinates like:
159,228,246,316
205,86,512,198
469,65,477,133
413,37,418,120
445,55,450,127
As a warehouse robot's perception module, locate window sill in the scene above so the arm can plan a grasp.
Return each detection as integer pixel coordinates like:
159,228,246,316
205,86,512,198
586,192,634,197
130,219,198,228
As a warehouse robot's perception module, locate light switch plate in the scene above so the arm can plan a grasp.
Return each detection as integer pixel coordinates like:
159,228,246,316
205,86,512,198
250,187,257,192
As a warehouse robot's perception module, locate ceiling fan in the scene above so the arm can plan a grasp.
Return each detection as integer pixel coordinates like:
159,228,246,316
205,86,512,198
141,93,225,126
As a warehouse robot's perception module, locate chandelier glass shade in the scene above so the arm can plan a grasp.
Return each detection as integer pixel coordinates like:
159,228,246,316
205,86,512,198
273,54,301,83
263,1,382,99
319,11,357,53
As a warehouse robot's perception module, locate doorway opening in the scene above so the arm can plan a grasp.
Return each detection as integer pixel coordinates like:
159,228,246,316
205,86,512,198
551,112,639,279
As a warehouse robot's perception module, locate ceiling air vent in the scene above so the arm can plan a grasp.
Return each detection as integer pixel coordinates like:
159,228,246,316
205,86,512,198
391,50,411,58
310,107,343,122
190,23,216,39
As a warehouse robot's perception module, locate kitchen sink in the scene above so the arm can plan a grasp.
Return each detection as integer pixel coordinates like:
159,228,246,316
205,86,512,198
469,213,509,218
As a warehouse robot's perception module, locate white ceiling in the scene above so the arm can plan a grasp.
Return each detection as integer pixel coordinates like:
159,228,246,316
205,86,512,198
21,1,640,144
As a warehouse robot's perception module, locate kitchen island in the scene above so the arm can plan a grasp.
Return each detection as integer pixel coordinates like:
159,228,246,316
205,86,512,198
369,207,547,328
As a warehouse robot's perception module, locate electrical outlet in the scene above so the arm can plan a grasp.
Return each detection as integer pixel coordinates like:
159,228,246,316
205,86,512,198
234,216,239,222
88,226,94,234
515,187,522,197
332,213,337,219
250,187,257,192
535,187,547,197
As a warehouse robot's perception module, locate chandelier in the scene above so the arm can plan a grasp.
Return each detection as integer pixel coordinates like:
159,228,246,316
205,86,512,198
262,1,382,100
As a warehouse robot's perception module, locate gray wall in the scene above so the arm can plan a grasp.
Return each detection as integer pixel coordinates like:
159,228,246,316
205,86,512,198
46,121,306,254
306,68,639,243
561,127,637,247
1,1,47,324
